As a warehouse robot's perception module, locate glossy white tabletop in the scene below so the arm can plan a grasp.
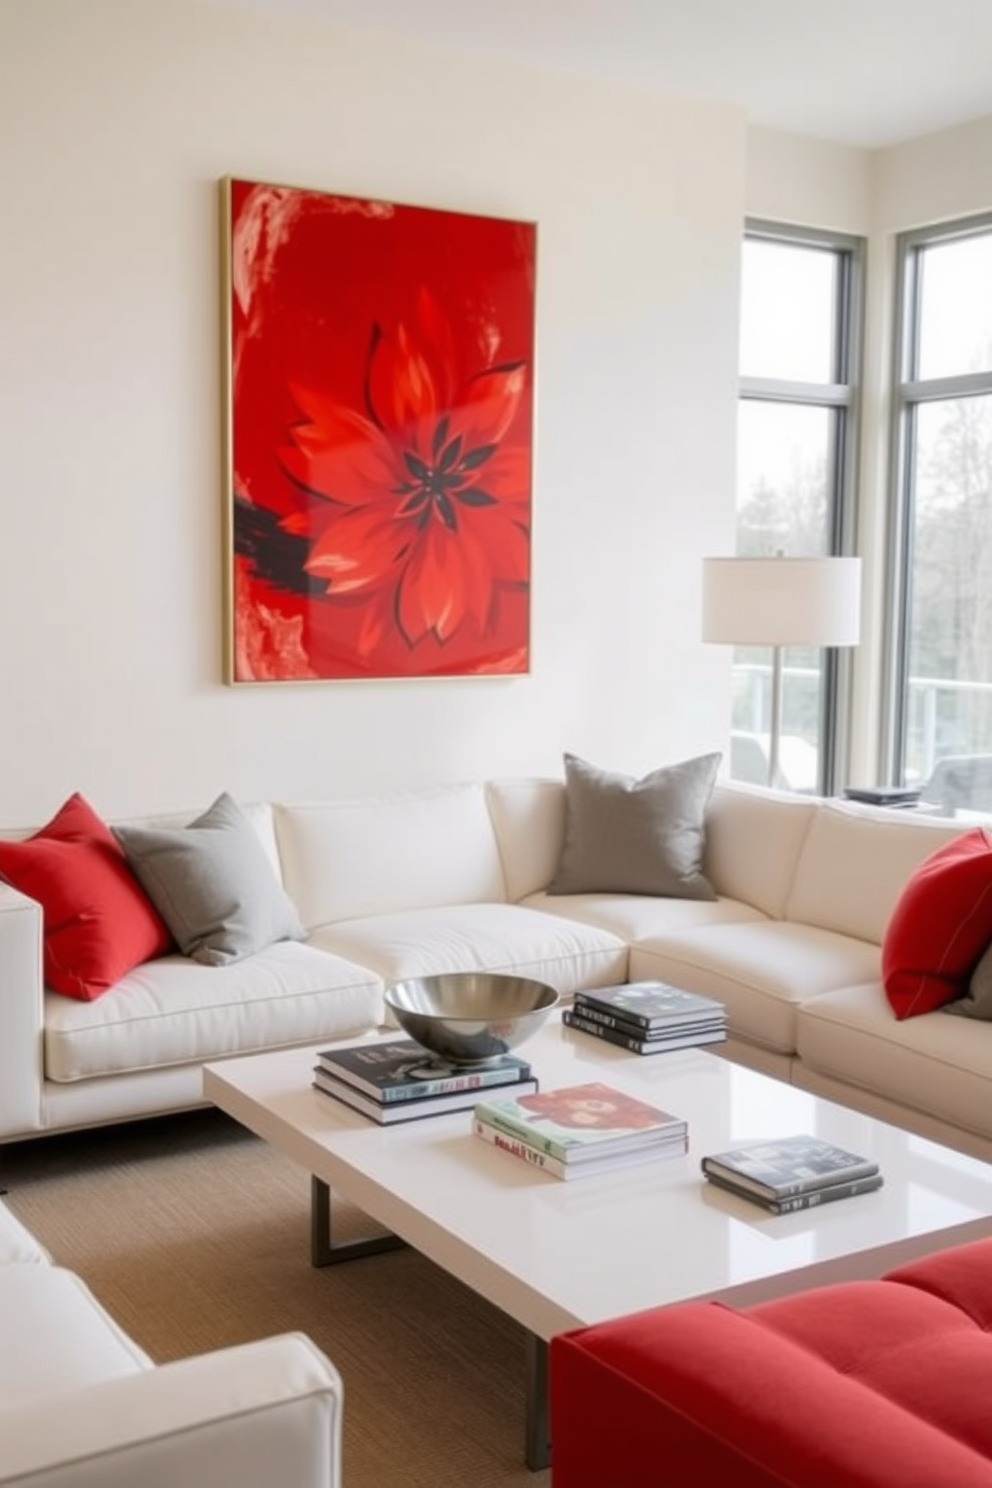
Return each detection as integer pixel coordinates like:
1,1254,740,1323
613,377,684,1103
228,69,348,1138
204,1014,992,1340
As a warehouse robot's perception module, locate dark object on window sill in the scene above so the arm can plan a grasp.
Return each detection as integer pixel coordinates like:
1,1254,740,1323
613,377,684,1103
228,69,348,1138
843,786,922,807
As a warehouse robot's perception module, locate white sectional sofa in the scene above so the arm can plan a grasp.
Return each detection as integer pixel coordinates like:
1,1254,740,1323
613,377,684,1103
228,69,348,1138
1,775,990,1163
0,1195,343,1487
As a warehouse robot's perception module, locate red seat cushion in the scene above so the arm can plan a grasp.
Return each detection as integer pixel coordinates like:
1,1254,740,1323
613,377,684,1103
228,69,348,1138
753,1279,992,1459
0,793,173,1000
882,826,992,1017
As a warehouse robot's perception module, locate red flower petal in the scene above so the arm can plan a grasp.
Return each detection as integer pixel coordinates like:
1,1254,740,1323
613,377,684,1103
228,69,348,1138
397,521,469,644
305,505,408,594
281,385,400,506
367,321,444,435
447,364,527,454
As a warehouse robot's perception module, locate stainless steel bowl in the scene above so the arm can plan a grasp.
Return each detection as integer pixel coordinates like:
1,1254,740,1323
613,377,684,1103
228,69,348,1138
383,972,559,1065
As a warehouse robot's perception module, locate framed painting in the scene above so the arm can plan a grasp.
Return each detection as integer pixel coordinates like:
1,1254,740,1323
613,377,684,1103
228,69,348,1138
221,177,536,683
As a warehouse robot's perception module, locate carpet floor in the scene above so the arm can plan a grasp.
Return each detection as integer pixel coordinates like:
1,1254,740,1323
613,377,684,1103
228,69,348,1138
2,1108,550,1488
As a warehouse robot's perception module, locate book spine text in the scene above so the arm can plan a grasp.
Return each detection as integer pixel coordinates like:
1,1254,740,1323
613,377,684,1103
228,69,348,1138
563,1010,651,1053
473,1119,568,1178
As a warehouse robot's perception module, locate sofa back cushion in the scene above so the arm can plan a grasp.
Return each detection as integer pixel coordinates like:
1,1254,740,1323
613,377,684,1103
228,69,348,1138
703,783,817,919
112,802,283,880
786,800,965,945
275,783,506,929
485,778,567,902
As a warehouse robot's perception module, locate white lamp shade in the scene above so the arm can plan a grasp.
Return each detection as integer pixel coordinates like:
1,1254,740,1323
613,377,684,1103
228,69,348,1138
702,556,862,648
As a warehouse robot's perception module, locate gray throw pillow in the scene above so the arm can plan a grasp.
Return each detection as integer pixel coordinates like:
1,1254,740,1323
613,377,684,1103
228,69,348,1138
547,752,721,899
113,793,304,966
944,938,992,1019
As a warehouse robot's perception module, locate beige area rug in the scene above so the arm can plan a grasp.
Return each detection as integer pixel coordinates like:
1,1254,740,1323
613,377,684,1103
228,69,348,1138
2,1109,549,1488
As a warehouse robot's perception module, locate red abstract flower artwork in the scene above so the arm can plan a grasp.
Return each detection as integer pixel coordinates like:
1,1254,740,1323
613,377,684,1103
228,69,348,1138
224,178,536,682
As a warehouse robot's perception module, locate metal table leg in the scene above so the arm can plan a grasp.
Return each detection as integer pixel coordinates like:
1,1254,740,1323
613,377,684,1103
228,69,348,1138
525,1331,551,1471
310,1176,408,1266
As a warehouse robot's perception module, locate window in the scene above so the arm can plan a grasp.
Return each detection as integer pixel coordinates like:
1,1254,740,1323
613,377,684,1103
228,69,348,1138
733,223,863,795
888,218,992,815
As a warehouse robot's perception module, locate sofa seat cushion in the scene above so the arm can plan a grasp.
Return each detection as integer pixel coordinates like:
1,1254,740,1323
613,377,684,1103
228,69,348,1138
308,902,627,996
550,1283,992,1488
796,982,992,1143
524,888,767,943
628,921,880,1055
751,1271,992,1459
44,942,383,1082
0,1200,50,1265
886,1234,992,1331
0,1267,151,1406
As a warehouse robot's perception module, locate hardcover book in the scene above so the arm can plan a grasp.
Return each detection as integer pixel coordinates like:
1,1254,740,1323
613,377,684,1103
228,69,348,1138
700,1134,879,1200
315,1038,531,1104
705,1169,884,1214
563,1008,726,1055
473,1116,687,1180
473,1081,687,1163
566,1003,726,1041
313,1067,538,1124
574,982,726,1030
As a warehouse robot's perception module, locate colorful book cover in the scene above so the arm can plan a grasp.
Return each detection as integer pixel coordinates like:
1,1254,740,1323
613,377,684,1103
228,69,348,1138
575,982,725,1030
701,1134,879,1199
473,1081,686,1162
315,1038,531,1103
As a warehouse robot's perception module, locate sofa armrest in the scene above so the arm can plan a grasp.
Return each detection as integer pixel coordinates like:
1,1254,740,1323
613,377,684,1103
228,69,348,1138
551,1303,992,1487
0,1333,343,1488
0,883,45,1140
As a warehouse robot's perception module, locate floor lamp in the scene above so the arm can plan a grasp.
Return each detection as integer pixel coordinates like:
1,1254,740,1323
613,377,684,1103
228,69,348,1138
702,555,862,789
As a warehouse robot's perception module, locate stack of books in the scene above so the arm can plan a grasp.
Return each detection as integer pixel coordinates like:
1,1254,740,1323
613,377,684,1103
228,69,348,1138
312,1038,537,1124
701,1134,883,1214
562,980,727,1055
473,1079,687,1181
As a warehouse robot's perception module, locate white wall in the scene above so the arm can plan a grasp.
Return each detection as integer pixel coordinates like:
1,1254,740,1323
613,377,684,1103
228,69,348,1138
745,126,872,234
875,114,992,232
0,0,745,825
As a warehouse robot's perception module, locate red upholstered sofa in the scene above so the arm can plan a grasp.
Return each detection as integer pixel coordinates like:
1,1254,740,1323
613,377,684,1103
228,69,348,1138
550,1236,992,1487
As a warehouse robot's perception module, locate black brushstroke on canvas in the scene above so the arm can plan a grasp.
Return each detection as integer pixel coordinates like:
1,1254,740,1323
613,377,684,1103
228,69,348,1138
233,495,322,596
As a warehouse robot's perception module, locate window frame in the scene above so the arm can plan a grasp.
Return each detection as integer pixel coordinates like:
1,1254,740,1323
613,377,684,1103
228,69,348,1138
884,210,992,786
739,219,865,795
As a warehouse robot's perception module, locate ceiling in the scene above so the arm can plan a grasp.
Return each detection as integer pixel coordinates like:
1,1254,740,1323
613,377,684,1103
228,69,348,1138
198,0,992,148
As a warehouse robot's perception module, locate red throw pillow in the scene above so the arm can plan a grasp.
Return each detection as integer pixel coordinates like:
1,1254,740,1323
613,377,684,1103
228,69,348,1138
882,827,992,1019
0,793,173,1000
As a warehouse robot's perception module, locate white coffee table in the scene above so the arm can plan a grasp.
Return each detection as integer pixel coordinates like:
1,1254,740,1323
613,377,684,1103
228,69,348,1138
204,1014,992,1470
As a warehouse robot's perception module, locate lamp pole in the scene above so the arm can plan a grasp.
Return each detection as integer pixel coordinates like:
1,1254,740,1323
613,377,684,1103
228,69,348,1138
768,643,784,788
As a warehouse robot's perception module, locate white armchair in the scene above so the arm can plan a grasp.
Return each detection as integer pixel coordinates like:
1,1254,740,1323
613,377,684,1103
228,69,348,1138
0,1201,343,1488
0,1332,343,1488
